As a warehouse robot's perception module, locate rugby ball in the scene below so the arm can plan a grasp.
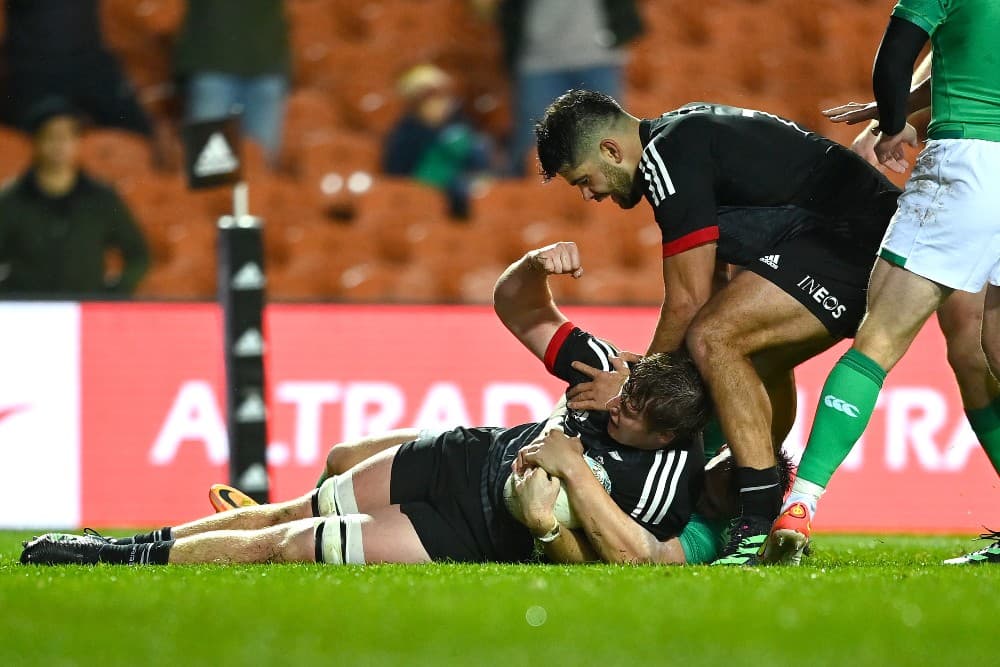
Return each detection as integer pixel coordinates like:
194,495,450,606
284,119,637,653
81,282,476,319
503,454,611,531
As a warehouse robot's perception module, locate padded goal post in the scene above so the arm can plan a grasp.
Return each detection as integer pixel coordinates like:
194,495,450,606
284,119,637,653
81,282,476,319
183,116,271,503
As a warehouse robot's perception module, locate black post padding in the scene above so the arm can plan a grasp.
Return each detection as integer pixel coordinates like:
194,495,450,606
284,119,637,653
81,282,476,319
217,215,270,503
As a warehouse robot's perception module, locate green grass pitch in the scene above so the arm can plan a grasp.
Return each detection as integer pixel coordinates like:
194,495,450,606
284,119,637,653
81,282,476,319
2,531,999,666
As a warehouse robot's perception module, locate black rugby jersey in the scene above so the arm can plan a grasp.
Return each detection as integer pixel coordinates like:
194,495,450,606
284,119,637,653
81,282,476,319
480,322,705,542
633,103,900,264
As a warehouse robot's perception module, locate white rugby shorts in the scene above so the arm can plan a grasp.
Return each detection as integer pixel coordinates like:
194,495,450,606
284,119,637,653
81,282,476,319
880,138,1000,292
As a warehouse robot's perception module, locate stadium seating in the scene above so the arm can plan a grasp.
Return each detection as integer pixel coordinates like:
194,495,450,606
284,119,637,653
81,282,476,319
50,0,911,304
0,127,31,184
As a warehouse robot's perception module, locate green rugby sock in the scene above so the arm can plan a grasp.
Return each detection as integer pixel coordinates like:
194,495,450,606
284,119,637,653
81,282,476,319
678,512,727,564
797,349,887,488
702,415,725,459
966,396,1000,477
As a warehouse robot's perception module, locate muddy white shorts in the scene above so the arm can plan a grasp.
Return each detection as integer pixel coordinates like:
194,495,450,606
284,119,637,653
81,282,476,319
880,138,1000,292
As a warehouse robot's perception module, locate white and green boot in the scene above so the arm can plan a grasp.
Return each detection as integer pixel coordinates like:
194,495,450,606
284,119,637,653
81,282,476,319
943,530,1000,565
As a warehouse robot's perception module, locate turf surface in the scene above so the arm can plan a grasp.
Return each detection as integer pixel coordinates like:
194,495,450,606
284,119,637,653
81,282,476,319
2,531,998,666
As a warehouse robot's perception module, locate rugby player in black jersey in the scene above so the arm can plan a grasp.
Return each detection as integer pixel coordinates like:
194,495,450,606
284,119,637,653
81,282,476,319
535,90,902,564
22,242,725,568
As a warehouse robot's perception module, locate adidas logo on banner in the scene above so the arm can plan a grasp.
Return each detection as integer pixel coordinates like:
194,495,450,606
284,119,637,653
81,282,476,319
237,463,269,493
231,262,265,290
234,328,264,357
759,254,781,269
193,132,239,177
235,390,267,423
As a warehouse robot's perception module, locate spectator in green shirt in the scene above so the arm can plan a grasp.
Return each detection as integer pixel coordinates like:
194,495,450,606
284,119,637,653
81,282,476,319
382,65,493,219
0,98,150,297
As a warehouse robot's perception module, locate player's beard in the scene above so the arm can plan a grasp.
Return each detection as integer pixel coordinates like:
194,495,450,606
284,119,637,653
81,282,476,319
599,161,642,209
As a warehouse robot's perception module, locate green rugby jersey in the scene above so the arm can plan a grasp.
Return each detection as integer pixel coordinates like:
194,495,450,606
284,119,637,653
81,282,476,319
893,0,1000,141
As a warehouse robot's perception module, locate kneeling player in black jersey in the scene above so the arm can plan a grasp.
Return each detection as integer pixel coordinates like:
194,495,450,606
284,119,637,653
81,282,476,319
22,243,725,568
535,91,903,564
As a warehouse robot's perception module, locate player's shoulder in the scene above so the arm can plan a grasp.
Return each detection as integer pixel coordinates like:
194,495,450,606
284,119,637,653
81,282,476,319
641,103,735,171
645,103,722,144
639,105,723,205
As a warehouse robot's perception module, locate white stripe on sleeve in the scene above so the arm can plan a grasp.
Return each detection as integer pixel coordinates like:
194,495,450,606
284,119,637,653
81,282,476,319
641,451,678,523
645,142,677,195
650,450,688,525
630,450,665,519
586,338,611,372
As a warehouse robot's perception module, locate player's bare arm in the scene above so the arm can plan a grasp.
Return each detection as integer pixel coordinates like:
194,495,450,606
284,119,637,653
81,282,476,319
511,466,600,563
647,243,717,354
493,241,580,359
521,430,687,565
828,52,932,166
822,75,931,126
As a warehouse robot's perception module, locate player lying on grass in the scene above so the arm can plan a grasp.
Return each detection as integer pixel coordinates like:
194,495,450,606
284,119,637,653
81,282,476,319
22,242,743,567
533,90,996,565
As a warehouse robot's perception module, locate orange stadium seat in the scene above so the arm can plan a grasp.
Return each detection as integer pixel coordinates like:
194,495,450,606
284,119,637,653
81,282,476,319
572,268,629,305
80,129,154,184
355,177,450,222
134,207,217,300
0,127,31,184
388,261,447,303
293,130,382,200
266,217,391,301
357,216,463,267
455,262,509,304
287,0,341,89
280,88,343,170
336,260,398,302
268,250,334,300
620,264,665,305
103,0,183,38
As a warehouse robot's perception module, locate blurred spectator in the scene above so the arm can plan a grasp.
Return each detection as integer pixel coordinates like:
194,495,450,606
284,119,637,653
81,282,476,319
175,0,291,166
480,0,643,174
0,0,154,137
0,98,150,297
382,65,492,219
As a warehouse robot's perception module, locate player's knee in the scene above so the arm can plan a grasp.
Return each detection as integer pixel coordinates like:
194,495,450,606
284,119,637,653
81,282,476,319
983,335,1000,378
315,473,359,516
313,516,366,565
325,446,346,476
686,317,735,367
944,337,987,383
853,325,906,369
273,520,317,563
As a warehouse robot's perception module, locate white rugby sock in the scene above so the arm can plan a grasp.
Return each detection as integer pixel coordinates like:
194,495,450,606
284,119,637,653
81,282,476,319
784,478,825,515
315,473,360,516
314,516,366,565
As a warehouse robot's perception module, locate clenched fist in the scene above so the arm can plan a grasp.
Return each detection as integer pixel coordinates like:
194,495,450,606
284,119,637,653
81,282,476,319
527,242,583,279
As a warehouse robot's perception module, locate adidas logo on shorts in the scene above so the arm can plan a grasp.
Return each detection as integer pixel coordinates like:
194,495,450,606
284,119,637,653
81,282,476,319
759,254,780,269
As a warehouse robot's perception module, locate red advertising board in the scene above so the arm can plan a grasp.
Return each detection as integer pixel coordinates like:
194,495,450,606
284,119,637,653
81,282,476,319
73,303,1000,532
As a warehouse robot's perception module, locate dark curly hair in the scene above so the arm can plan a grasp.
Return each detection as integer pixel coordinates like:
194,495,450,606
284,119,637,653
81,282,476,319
534,89,628,181
620,351,712,442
